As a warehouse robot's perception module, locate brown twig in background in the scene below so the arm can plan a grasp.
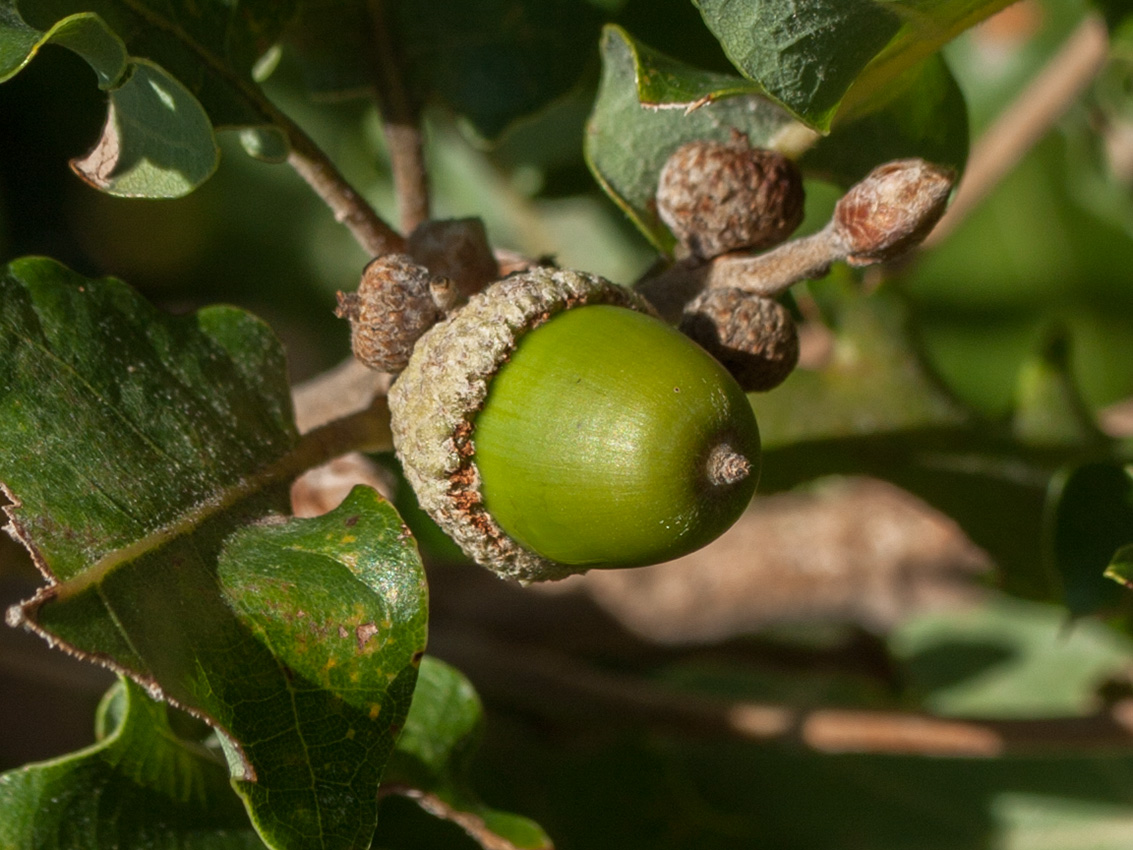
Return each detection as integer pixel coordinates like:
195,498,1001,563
367,0,431,233
926,13,1110,247
292,357,392,435
433,631,1133,758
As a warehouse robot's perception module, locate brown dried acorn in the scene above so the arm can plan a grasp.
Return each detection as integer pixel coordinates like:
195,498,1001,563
680,289,799,392
335,254,448,373
388,267,761,583
657,139,804,260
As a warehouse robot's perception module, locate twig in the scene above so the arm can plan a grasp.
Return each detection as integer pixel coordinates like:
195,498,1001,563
239,63,405,257
292,395,393,462
291,356,392,435
925,13,1110,247
367,0,430,233
282,118,407,257
638,160,954,320
433,631,1133,757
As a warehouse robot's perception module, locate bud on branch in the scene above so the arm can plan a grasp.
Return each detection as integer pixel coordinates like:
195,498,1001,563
638,158,956,318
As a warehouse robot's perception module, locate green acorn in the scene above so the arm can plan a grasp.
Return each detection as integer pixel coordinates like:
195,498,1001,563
387,267,760,583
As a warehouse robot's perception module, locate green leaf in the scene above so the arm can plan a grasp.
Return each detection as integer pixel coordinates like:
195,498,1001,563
215,488,428,848
286,0,603,139
802,53,970,186
893,593,1133,718
693,0,901,129
1012,329,1108,449
585,25,801,252
0,678,264,849
1,258,429,850
69,59,222,198
1051,463,1133,615
753,281,1127,604
693,0,1015,131
386,657,483,792
0,5,218,198
0,257,297,578
625,33,763,107
17,0,294,127
384,657,553,850
1105,543,1133,588
0,7,124,86
2,0,298,196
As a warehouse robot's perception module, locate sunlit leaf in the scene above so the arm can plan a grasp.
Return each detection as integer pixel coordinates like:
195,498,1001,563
0,257,428,850
0,5,218,197
1105,543,1133,588
692,0,1016,130
1,0,298,196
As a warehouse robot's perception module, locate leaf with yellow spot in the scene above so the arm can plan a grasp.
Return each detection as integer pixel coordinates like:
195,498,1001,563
1,260,428,850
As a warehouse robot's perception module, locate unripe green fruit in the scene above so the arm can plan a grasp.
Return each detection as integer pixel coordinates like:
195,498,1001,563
388,267,760,583
474,304,760,568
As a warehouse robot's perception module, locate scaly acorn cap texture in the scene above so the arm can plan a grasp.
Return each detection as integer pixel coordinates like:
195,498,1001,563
388,267,650,583
680,288,799,392
656,139,805,261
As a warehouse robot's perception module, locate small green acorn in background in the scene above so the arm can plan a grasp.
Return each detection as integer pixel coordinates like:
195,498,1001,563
380,267,760,583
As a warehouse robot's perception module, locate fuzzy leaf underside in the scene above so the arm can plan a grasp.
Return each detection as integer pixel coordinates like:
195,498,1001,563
0,258,428,850
0,0,294,196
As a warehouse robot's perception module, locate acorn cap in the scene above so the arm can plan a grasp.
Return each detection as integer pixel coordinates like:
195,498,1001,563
679,288,799,392
388,267,652,583
657,140,805,261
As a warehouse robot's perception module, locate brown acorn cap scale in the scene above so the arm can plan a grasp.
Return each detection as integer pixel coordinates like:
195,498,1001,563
388,267,653,584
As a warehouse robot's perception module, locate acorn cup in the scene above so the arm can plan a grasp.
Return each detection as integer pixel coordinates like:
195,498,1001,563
656,138,805,260
385,267,761,583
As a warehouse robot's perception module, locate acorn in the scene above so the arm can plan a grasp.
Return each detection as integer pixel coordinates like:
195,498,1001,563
679,288,799,393
656,139,805,261
388,267,761,583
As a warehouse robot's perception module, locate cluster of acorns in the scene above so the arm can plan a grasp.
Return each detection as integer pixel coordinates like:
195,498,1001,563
336,141,954,583
656,140,805,393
